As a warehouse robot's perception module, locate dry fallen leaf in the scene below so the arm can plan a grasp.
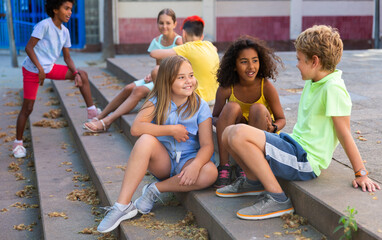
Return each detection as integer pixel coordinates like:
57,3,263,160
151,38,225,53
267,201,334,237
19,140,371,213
0,208,8,212
48,212,68,219
356,136,367,141
8,162,20,172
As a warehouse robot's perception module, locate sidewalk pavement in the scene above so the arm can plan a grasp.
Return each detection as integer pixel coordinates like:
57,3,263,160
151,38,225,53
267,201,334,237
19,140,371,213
0,48,381,183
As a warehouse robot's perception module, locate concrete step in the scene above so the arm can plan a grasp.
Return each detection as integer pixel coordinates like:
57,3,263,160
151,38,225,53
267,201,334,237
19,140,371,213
0,88,43,239
29,81,114,239
100,56,382,240
84,66,324,239
51,78,193,240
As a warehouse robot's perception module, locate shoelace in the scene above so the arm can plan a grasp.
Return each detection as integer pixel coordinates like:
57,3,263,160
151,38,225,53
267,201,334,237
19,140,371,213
13,145,25,153
100,206,115,215
219,169,229,179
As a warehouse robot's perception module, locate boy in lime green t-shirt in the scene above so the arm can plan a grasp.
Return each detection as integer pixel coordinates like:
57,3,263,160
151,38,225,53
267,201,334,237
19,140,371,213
150,15,219,103
215,25,380,220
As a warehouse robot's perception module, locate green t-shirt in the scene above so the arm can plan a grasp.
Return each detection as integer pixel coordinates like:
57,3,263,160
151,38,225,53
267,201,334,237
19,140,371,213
290,70,352,176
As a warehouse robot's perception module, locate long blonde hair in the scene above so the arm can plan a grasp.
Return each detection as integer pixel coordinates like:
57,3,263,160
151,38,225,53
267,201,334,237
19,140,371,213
144,55,200,125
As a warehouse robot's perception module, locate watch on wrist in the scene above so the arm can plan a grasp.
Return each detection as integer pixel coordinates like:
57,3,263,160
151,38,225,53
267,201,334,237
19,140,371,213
272,123,278,133
355,168,368,177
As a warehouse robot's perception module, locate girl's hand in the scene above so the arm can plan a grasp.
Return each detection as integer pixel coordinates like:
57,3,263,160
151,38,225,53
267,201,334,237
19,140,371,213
74,73,83,87
178,162,200,186
172,124,189,142
38,70,46,86
353,176,381,192
266,116,273,132
144,74,152,83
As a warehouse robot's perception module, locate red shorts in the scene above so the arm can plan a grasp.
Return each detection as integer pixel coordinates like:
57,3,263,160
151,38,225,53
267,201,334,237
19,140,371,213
23,64,69,100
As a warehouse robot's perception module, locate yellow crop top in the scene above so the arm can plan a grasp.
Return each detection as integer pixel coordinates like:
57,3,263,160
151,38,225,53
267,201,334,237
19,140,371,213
228,78,274,121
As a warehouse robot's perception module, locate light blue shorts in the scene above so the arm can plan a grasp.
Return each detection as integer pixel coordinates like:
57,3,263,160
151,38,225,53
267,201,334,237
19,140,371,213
264,132,317,181
134,79,154,91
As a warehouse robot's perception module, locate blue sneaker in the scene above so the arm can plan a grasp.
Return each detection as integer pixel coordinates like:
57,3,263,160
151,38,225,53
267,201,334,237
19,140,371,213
134,182,161,214
97,202,137,233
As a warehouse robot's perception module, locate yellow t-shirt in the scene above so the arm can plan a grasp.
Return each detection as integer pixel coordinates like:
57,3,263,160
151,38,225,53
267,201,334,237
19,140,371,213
173,40,219,102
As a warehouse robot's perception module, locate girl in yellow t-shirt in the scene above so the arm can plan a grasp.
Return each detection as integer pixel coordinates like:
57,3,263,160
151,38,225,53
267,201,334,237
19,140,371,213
212,36,285,188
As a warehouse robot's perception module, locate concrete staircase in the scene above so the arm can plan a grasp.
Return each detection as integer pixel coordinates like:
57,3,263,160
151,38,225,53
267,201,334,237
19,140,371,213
30,54,382,240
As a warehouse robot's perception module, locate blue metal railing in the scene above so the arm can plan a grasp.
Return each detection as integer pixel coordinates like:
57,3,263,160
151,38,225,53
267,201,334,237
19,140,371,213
0,0,85,50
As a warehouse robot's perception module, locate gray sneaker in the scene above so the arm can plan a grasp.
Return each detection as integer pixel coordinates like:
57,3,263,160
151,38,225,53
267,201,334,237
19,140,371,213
134,182,161,214
236,193,294,220
216,176,265,198
97,202,138,233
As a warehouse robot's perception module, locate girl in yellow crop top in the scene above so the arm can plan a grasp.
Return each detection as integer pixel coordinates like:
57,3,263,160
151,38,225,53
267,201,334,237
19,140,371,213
212,36,286,188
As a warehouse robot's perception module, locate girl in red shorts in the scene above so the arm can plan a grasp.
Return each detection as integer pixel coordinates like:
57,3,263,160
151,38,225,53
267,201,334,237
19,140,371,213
13,0,99,158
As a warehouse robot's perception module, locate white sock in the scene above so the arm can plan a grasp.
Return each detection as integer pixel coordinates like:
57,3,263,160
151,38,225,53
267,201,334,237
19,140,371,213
14,139,23,144
151,183,161,194
115,202,131,211
87,105,96,111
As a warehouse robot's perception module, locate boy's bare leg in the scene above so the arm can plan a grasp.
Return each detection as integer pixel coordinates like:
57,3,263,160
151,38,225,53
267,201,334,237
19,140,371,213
96,83,136,120
222,124,283,193
16,99,35,140
116,134,171,205
216,102,244,166
66,70,94,107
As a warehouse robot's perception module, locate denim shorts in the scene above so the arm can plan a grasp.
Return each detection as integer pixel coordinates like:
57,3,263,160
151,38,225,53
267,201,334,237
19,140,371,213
264,132,317,181
170,151,215,177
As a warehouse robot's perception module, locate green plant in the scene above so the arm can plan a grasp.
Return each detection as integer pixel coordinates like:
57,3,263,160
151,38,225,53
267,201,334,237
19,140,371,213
334,206,358,240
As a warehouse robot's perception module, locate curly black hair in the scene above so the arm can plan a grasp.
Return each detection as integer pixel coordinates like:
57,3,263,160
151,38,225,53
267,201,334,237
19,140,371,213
217,35,283,88
45,0,74,18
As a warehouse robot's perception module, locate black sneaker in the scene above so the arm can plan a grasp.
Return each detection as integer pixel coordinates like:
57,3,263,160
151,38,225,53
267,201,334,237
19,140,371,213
214,164,231,188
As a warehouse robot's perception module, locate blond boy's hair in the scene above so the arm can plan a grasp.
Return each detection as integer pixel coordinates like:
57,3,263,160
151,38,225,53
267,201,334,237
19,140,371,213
294,25,343,72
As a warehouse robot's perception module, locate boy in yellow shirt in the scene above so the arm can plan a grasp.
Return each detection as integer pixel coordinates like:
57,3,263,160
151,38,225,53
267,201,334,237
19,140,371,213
150,15,219,104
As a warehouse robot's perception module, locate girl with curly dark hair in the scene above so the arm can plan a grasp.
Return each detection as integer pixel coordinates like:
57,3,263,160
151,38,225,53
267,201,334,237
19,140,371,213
212,36,285,188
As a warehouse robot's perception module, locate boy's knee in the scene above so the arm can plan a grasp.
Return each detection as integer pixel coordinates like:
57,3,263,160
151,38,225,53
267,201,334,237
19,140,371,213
226,124,248,146
79,70,88,80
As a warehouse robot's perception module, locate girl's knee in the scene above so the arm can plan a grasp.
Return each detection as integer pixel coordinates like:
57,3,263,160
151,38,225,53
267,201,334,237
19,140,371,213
136,134,158,145
249,103,268,116
197,162,218,187
131,86,149,98
123,83,135,94
221,102,241,115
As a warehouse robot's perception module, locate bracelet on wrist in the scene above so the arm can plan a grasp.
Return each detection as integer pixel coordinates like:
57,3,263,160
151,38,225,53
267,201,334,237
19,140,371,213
73,70,79,76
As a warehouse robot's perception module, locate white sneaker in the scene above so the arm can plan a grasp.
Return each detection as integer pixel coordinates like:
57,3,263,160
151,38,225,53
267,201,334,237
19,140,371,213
13,145,26,158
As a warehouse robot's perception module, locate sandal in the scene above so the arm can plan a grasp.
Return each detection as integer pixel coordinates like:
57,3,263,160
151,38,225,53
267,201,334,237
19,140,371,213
82,117,99,129
83,119,108,133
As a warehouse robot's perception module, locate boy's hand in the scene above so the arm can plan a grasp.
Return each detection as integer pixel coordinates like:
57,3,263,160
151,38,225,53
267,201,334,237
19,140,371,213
172,124,189,142
353,176,381,192
178,162,200,186
144,74,152,83
38,71,46,86
74,73,83,87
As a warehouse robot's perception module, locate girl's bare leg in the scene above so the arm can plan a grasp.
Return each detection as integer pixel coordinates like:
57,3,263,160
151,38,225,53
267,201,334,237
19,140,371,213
247,103,272,131
116,134,171,204
101,86,150,127
155,160,217,192
96,83,136,120
216,102,244,166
